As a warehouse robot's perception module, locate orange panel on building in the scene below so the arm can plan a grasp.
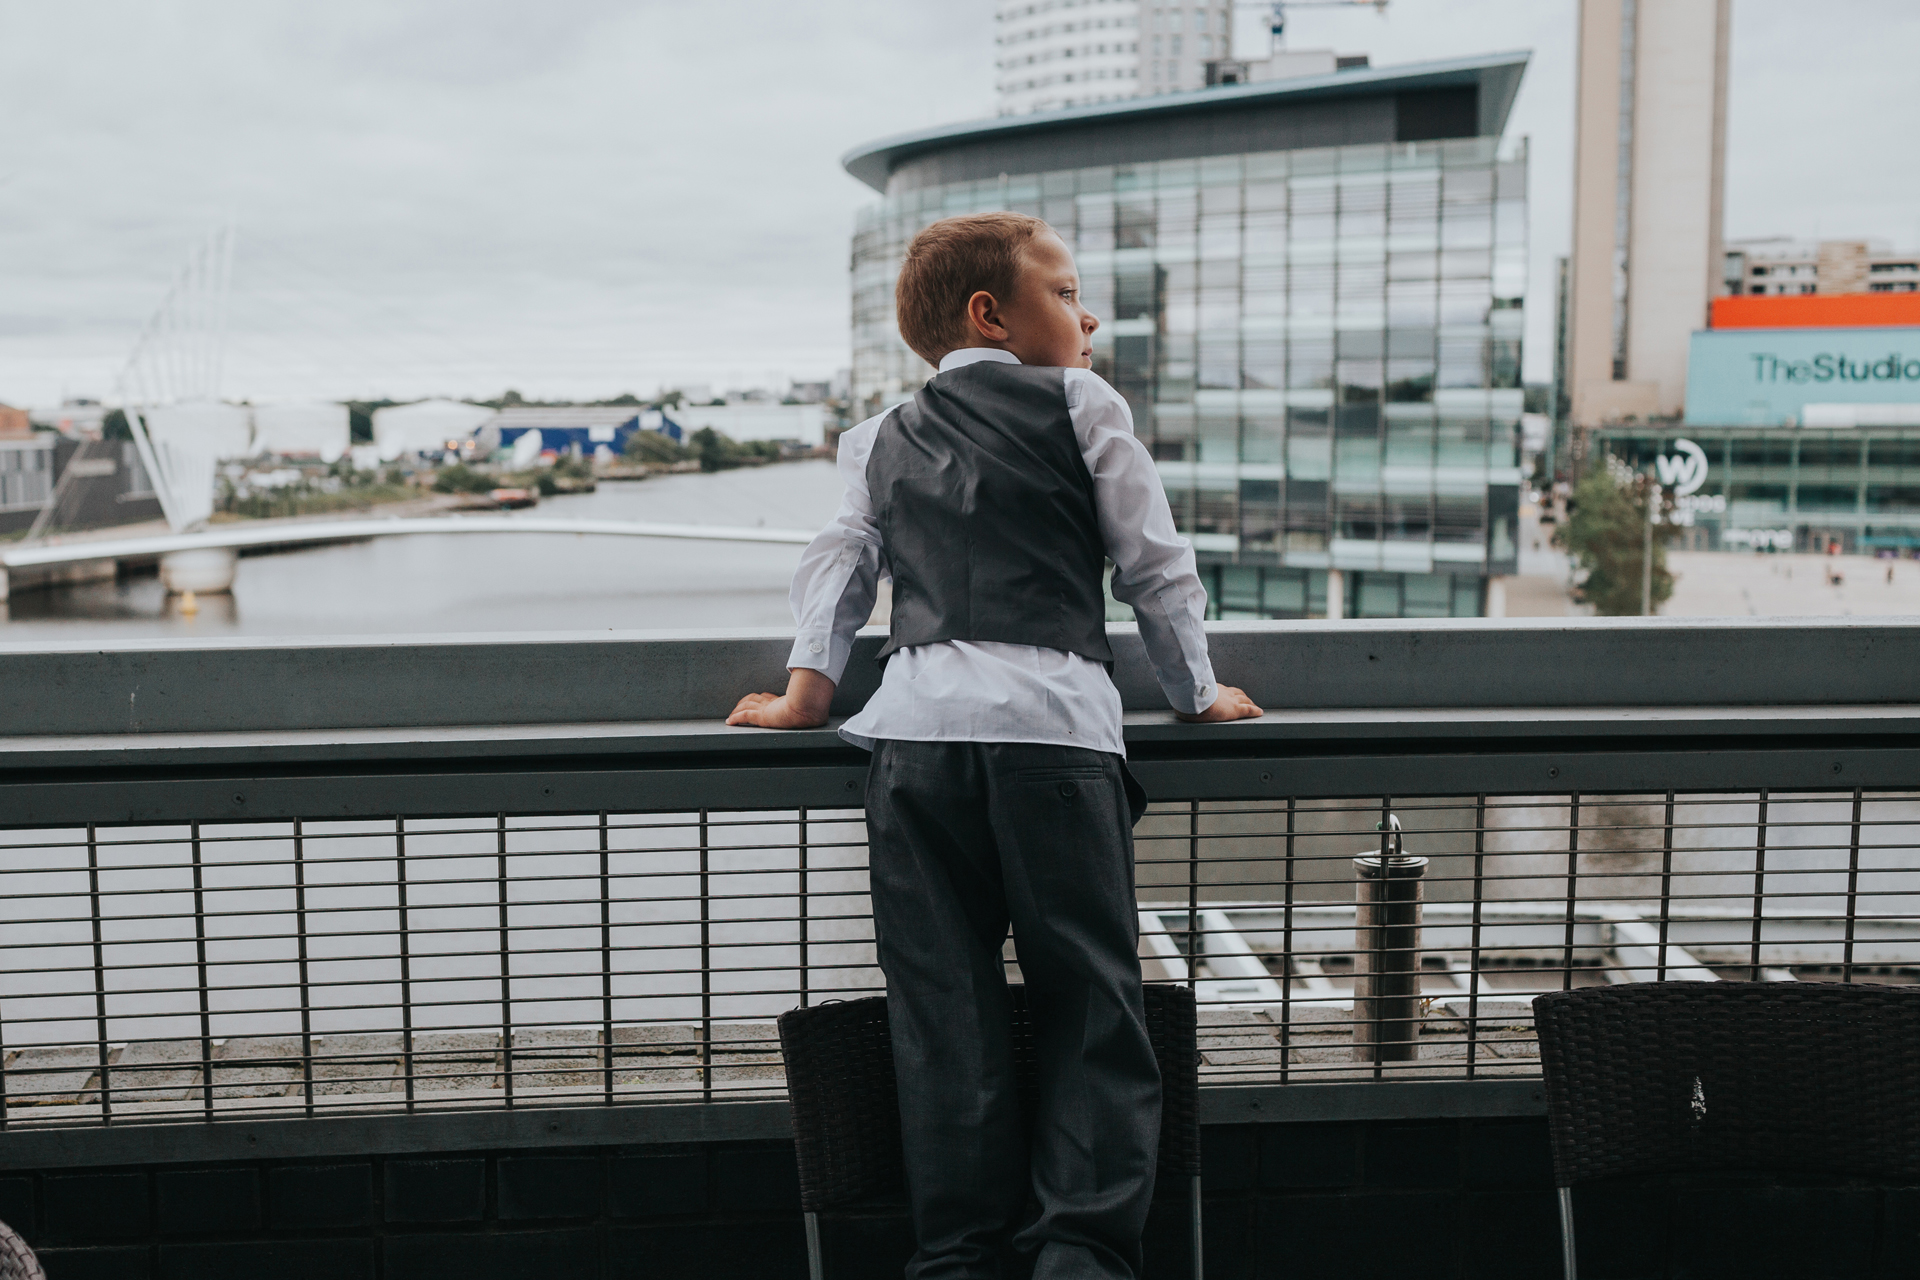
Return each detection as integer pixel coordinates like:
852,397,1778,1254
1712,293,1920,329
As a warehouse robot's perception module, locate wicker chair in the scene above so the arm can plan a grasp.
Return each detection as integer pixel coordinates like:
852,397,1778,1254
0,1220,44,1280
778,982,1202,1280
1532,982,1920,1280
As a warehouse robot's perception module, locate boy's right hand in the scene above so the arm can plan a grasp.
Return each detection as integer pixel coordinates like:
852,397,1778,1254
726,668,836,729
1175,684,1264,723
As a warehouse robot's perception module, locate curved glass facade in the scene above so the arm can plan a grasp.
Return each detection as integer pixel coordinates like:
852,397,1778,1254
851,135,1528,617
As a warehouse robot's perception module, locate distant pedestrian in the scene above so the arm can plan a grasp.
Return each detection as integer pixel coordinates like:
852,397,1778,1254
728,212,1262,1279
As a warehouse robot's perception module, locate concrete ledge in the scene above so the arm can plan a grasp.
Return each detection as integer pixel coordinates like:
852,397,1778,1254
0,1080,1547,1171
7,618,1920,741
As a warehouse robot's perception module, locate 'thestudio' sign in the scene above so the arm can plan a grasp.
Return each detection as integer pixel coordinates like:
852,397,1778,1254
1686,326,1920,426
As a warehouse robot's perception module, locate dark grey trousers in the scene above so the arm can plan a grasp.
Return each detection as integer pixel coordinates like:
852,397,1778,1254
864,739,1161,1280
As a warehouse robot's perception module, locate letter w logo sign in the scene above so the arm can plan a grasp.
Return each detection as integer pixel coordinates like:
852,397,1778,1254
1654,439,1709,496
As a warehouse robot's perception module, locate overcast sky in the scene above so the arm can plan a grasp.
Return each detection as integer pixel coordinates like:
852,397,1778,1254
1,0,1916,408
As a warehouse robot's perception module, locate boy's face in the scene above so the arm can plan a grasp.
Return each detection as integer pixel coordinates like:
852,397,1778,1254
968,231,1098,368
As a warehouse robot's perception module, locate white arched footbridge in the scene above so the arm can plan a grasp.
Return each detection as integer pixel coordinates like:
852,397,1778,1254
0,516,818,599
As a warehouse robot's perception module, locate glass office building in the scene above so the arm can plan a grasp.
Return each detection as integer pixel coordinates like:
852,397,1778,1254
845,53,1530,618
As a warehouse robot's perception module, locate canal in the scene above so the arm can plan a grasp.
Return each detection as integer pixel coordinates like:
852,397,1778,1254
1,460,845,637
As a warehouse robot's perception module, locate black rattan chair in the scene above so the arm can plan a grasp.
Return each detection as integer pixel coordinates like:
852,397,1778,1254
778,982,1202,1280
1533,982,1920,1280
0,1220,44,1280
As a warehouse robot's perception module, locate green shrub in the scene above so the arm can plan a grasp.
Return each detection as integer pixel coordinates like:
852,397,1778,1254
1557,463,1677,615
689,427,784,472
432,463,495,494
625,430,690,465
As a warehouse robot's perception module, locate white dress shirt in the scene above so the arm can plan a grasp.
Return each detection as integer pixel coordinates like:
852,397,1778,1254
786,347,1218,755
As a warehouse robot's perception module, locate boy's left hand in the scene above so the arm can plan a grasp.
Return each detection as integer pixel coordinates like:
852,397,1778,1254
1175,684,1264,723
726,668,836,729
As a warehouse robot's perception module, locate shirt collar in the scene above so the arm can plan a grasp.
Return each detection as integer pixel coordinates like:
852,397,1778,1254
937,347,1022,373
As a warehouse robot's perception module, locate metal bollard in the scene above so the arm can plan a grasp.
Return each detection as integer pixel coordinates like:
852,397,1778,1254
1352,814,1429,1064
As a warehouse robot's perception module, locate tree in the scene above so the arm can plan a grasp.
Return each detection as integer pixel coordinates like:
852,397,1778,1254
625,430,688,465
1557,463,1677,616
691,426,736,472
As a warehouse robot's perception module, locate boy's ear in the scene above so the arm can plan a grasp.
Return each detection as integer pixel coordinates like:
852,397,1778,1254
966,289,1010,343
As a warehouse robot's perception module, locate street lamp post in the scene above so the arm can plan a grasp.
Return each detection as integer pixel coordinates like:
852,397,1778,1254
1641,480,1661,616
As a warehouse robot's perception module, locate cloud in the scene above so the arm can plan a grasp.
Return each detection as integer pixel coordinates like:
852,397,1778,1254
0,0,989,404
1,0,1913,406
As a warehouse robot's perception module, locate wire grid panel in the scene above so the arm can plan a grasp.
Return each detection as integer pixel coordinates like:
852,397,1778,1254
0,809,876,1125
3,788,1919,1125
1131,789,1920,1085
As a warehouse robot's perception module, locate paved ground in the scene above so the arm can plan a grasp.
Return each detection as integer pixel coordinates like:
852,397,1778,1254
1503,509,1920,619
1665,550,1920,618
1500,509,1580,618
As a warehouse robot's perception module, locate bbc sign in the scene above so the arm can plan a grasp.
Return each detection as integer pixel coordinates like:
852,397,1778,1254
1685,326,1920,426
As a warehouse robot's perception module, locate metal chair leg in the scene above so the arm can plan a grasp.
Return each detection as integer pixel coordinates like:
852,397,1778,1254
806,1210,824,1280
1557,1186,1577,1280
1191,1172,1204,1280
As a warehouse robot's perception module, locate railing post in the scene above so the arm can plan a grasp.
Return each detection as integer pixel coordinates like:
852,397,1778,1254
798,808,810,1010
1279,796,1295,1085
191,822,213,1119
600,810,614,1105
1186,800,1200,994
396,816,414,1110
497,813,513,1106
1353,815,1427,1067
293,818,314,1116
699,808,712,1100
1466,795,1486,1079
1844,789,1863,983
87,824,112,1123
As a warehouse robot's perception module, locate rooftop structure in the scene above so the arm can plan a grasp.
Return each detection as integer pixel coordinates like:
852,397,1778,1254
1725,238,1920,299
993,1,1385,116
846,52,1530,619
26,401,110,438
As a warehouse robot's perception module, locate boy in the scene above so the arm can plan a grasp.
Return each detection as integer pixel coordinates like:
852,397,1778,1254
729,212,1261,1279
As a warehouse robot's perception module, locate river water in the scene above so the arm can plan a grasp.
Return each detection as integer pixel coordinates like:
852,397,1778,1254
2,460,846,638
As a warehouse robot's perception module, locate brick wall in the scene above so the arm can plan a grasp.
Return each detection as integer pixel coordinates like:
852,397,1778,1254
2,1118,1913,1278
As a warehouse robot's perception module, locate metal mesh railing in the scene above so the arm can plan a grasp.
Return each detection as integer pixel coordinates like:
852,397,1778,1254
3,788,1918,1126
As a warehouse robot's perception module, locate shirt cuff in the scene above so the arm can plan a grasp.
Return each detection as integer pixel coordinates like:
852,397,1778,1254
788,633,831,673
1189,679,1219,715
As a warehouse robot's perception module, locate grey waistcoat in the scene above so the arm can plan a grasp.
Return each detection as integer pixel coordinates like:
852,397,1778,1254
867,360,1112,665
